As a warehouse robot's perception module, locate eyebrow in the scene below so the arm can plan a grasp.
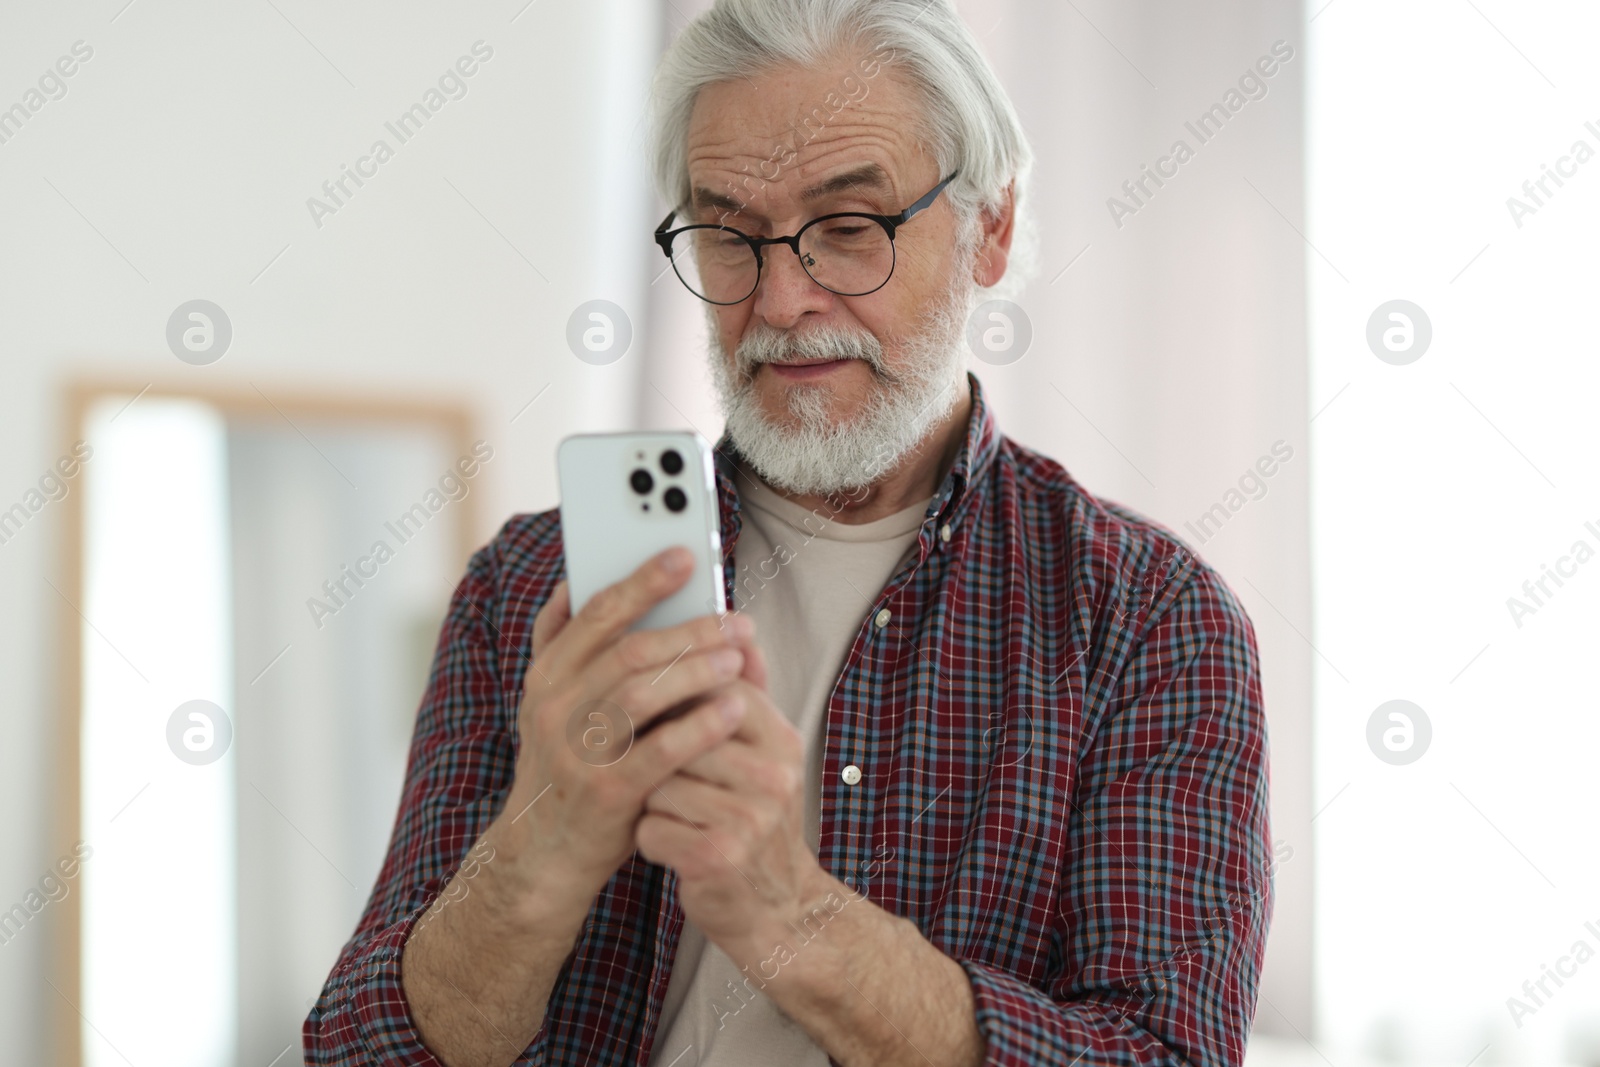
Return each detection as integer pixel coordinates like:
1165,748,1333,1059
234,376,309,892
689,163,896,219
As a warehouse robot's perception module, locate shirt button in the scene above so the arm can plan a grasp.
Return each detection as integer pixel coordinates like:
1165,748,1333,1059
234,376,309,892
841,764,862,785
939,523,951,543
874,608,891,628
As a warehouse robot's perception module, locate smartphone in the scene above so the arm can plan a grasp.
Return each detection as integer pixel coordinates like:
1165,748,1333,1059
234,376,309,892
557,430,727,632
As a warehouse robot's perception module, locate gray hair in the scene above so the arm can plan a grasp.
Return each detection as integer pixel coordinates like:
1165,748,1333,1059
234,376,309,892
648,0,1038,305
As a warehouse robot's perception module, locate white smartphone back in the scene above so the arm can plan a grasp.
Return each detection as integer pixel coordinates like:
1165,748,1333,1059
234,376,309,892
557,431,727,632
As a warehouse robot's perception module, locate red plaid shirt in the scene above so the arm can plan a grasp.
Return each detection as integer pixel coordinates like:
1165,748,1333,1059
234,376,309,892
305,372,1273,1065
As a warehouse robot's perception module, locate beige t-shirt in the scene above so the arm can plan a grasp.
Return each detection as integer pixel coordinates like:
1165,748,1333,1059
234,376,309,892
645,473,932,1067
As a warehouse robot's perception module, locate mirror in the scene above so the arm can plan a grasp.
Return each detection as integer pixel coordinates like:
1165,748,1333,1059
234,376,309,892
55,382,478,1067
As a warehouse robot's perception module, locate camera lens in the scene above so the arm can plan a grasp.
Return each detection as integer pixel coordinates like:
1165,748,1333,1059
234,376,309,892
660,449,684,475
630,469,653,494
663,487,687,513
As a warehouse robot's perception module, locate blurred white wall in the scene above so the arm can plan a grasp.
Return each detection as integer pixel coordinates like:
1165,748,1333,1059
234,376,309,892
0,1,662,1062
1306,2,1600,1062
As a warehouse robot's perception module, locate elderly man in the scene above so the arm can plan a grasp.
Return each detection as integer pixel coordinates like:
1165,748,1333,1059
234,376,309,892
305,0,1272,1064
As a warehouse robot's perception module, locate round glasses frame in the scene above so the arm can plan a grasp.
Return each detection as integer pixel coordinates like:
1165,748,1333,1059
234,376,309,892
653,170,961,306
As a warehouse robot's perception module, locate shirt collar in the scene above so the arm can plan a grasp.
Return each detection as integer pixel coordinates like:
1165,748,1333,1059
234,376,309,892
710,370,999,555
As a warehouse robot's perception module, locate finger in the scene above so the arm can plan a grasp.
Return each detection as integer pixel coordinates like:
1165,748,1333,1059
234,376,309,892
674,735,761,790
606,647,746,732
662,723,801,813
531,581,571,658
717,679,798,753
635,796,771,883
622,691,747,791
736,631,769,689
645,774,740,829
635,810,718,872
538,547,698,677
583,610,755,703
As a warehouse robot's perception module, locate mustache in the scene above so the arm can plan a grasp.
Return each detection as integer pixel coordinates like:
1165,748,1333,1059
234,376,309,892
733,324,886,378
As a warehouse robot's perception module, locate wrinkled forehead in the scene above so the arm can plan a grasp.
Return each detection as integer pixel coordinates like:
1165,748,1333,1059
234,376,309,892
682,56,928,223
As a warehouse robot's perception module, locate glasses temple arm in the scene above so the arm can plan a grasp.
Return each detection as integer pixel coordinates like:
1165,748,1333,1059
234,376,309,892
894,170,961,226
654,209,679,254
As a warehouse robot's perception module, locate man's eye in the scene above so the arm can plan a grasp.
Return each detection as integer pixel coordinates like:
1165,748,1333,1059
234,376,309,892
817,221,880,245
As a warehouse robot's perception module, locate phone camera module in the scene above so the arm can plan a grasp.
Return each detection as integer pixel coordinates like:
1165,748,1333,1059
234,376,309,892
630,469,654,495
663,487,688,513
659,449,684,476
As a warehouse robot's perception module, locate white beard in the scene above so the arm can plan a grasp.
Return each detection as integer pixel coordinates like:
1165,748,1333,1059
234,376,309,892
706,272,974,497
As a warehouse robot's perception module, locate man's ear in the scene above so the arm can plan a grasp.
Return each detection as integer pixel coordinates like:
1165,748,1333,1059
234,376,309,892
972,181,1017,288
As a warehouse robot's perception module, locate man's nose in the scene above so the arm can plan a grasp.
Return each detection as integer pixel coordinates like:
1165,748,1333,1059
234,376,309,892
751,242,835,328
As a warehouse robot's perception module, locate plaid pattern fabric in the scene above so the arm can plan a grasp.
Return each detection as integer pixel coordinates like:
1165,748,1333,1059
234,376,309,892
304,371,1273,1066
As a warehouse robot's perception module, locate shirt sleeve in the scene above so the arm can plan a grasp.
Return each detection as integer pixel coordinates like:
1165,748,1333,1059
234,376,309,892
960,551,1274,1066
302,528,551,1065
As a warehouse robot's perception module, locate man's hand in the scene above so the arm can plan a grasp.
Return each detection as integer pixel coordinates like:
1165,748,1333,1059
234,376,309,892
497,545,760,904
633,633,833,963
403,545,758,1066
632,630,984,1067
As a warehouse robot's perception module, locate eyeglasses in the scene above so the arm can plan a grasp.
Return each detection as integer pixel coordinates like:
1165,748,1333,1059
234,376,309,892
653,170,960,305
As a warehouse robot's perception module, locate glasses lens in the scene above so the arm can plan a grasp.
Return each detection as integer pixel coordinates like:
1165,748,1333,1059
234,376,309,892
670,227,758,304
798,217,894,296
